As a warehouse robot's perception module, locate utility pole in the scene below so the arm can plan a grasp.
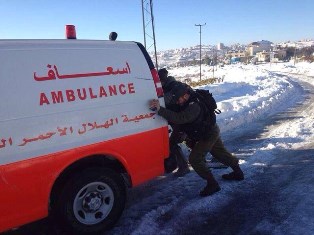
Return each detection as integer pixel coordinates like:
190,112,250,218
142,0,158,70
212,47,215,79
195,23,206,81
294,43,297,66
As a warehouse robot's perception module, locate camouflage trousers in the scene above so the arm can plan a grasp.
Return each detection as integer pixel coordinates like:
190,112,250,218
188,124,239,180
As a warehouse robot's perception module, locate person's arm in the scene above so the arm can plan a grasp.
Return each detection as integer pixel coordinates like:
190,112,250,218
158,102,200,124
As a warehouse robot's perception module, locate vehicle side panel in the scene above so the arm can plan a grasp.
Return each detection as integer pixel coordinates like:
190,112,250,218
0,127,168,232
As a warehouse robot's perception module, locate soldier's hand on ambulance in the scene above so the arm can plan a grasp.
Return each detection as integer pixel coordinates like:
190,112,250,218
149,99,160,111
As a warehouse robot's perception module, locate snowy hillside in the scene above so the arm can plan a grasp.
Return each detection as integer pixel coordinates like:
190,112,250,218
167,62,314,134
152,39,314,68
151,44,246,68
277,39,314,49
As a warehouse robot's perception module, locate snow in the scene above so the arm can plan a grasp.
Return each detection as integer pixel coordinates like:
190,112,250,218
107,61,314,235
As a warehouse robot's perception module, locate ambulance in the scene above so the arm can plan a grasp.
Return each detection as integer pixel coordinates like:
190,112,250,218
0,28,169,234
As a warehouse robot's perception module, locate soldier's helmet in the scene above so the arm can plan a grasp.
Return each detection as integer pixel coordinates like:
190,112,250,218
171,82,190,103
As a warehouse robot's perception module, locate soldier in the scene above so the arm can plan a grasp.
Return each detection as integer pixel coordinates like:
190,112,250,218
149,82,244,197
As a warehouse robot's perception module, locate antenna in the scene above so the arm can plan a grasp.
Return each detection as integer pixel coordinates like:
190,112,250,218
142,0,158,70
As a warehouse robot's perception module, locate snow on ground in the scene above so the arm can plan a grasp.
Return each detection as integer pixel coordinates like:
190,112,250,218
107,62,314,235
265,61,314,82
169,62,309,134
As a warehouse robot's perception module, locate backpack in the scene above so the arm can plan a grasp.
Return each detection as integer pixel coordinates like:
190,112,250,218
194,89,221,125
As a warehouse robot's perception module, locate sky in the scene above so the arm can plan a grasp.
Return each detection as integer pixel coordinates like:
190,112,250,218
1,0,314,50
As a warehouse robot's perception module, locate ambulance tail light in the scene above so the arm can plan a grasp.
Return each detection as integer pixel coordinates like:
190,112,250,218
65,25,77,39
151,68,164,98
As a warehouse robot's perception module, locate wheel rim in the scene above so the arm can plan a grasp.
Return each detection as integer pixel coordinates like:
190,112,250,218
73,181,114,225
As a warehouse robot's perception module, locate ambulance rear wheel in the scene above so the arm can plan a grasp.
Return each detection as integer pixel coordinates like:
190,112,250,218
57,167,126,234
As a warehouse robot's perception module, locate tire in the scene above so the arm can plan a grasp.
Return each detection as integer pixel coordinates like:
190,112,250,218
55,167,126,235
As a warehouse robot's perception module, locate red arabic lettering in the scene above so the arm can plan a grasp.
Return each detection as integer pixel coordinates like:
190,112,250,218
34,62,131,82
122,112,156,123
78,124,87,135
0,138,13,149
57,126,73,136
87,122,97,131
0,139,6,148
19,132,56,146
79,118,118,135
126,62,131,74
58,127,67,136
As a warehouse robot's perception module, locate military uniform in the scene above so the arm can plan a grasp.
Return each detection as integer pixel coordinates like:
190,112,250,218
158,94,238,178
156,87,244,196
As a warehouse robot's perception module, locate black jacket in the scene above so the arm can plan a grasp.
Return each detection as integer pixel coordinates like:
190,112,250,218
158,92,213,141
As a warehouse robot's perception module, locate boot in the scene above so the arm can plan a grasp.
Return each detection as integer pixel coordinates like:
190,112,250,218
199,173,221,197
222,164,244,181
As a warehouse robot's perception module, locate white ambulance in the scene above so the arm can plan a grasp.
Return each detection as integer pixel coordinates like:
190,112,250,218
0,37,169,234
